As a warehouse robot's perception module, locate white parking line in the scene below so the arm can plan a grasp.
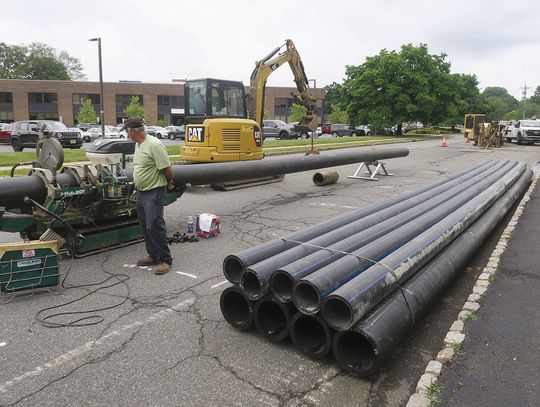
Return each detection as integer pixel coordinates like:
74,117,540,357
210,280,228,289
176,271,198,279
0,342,6,347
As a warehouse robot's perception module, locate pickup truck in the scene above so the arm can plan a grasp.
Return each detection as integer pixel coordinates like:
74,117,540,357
505,119,540,145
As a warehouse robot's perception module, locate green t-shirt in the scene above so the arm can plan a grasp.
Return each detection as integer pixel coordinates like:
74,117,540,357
133,136,171,191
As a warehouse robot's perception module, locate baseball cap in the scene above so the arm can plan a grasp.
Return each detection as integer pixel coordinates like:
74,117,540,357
119,117,145,132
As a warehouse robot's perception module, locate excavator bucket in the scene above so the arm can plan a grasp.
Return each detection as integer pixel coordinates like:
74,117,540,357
294,114,318,133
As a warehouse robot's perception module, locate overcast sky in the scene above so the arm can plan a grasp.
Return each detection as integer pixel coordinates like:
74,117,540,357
3,0,539,99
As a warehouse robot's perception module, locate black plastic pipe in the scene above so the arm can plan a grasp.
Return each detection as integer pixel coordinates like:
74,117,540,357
289,312,333,359
322,162,526,330
332,168,532,376
223,159,493,284
253,296,296,342
269,161,505,302
294,161,518,314
219,286,254,331
0,147,409,210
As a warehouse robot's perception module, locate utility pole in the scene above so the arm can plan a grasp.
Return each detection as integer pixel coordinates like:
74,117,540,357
521,81,531,120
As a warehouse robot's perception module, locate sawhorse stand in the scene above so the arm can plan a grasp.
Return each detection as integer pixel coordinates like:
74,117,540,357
347,160,393,181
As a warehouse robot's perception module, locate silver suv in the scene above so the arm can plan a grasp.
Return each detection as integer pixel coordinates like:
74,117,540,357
262,120,297,140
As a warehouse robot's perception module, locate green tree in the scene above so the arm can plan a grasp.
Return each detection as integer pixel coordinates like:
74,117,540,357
323,82,345,117
530,86,540,105
343,44,459,133
482,86,518,110
327,104,348,124
76,99,97,123
156,119,166,127
0,42,85,80
289,103,307,122
124,96,145,118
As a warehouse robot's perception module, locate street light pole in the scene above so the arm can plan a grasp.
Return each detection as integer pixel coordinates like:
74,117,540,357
89,37,105,138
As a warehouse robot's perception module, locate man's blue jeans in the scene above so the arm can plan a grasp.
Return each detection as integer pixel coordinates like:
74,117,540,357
136,187,173,265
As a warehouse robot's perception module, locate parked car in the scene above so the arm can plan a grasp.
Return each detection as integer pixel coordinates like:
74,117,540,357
146,126,169,139
262,120,298,139
356,125,370,136
505,119,540,145
75,123,97,131
86,125,123,139
166,125,185,140
330,124,364,137
321,123,331,134
289,122,320,139
0,123,12,144
9,120,83,151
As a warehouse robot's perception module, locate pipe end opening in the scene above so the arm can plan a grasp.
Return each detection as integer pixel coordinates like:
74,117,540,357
223,256,244,284
293,282,321,314
220,288,252,330
291,314,331,357
322,297,353,331
255,300,288,339
333,330,377,375
241,270,263,300
271,271,294,302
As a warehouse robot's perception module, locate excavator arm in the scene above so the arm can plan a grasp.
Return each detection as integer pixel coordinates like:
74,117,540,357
248,39,318,133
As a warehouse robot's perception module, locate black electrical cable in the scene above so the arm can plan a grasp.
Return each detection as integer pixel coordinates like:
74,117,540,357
35,252,131,328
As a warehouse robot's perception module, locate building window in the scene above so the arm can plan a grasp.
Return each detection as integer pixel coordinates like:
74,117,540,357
0,111,14,122
28,93,58,104
28,112,59,120
72,93,101,123
157,95,183,107
28,93,58,120
0,92,13,104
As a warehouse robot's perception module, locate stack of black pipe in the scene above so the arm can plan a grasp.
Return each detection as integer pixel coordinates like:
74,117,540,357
220,160,532,375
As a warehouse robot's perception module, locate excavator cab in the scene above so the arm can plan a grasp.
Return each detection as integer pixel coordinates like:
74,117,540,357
185,79,247,124
182,79,263,162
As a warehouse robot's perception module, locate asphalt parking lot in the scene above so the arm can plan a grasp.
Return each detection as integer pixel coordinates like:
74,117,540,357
0,136,539,406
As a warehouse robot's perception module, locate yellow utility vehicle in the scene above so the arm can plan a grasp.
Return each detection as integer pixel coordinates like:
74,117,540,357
181,39,317,162
463,114,486,142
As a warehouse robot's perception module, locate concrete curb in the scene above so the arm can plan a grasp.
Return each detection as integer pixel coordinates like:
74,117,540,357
406,172,540,407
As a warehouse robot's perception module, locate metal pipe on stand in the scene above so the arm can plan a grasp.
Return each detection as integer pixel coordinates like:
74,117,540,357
0,147,409,210
331,168,532,376
293,161,519,315
321,162,526,331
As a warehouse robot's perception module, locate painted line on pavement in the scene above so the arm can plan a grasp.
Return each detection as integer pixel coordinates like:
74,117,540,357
176,271,198,279
210,280,228,289
0,298,194,394
0,342,6,347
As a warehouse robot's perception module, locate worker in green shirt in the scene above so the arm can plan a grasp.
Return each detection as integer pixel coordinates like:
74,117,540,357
121,117,173,275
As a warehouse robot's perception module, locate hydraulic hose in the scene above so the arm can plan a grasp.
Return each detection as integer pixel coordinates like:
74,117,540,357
253,296,296,342
220,286,254,331
289,312,333,359
269,161,504,303
322,162,526,331
332,168,532,375
294,161,519,315
223,159,492,284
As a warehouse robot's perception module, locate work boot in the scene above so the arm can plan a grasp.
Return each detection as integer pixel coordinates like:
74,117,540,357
137,256,157,266
155,262,172,275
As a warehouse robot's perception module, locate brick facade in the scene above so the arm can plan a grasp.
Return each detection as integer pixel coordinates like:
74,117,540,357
0,79,325,126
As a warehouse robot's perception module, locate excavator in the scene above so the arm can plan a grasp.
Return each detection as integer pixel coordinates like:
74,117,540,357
181,39,318,162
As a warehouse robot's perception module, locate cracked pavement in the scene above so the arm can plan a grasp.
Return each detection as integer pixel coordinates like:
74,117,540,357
1,138,539,406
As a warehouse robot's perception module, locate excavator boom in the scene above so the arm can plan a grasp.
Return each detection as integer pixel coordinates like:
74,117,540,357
249,40,318,133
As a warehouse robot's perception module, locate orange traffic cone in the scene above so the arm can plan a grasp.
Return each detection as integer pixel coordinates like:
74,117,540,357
440,137,448,147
